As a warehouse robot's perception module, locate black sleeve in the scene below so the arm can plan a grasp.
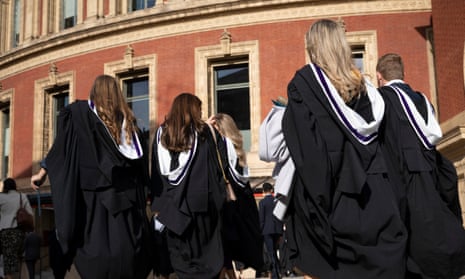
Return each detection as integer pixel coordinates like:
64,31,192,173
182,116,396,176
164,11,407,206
45,105,82,256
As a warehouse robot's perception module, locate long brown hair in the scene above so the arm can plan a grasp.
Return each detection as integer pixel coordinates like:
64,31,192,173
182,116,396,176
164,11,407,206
306,19,365,102
214,113,247,167
161,93,205,152
89,75,137,145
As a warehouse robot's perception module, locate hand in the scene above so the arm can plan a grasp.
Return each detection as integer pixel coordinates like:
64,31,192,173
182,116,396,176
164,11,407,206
30,168,47,191
206,115,216,126
207,115,221,131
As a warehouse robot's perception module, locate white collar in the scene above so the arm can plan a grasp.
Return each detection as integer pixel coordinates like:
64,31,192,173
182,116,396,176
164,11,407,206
156,127,197,186
387,86,442,149
310,63,384,145
88,100,143,159
385,79,404,86
224,137,248,187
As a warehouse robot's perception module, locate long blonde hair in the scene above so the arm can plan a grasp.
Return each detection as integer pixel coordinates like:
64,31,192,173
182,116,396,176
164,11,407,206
214,113,247,167
89,75,137,145
306,19,365,102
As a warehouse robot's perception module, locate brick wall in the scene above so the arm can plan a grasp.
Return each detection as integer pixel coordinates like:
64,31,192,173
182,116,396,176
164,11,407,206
432,0,465,122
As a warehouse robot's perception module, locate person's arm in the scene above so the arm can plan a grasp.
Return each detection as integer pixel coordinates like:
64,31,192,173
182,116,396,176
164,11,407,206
31,166,47,191
24,193,34,215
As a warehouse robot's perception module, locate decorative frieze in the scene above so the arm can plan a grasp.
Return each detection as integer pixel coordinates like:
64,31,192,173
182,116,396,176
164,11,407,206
0,0,431,78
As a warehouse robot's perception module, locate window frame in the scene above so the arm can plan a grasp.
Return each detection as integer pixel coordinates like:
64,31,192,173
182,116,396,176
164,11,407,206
12,0,21,47
33,71,75,172
0,88,13,178
128,0,156,12
104,52,157,148
119,70,151,140
62,0,77,29
195,40,260,154
346,30,378,83
211,59,252,150
47,86,70,139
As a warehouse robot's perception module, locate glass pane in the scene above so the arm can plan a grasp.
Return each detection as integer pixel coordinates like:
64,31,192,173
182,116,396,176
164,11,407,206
216,66,249,85
13,0,20,47
3,109,10,157
148,0,156,8
216,88,250,130
214,63,250,151
123,77,150,134
131,0,145,10
352,52,364,73
53,94,69,138
63,0,76,28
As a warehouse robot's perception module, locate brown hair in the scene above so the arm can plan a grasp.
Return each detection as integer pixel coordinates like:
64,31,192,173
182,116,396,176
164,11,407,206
376,53,404,81
214,113,247,167
161,93,205,152
89,75,137,145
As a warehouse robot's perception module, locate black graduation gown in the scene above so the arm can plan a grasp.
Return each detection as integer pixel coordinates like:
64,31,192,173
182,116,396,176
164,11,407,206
219,137,264,271
45,101,152,279
379,84,465,279
282,65,407,279
151,125,226,279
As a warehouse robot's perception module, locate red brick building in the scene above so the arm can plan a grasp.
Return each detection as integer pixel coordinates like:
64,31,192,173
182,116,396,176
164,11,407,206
431,0,465,207
2,0,464,275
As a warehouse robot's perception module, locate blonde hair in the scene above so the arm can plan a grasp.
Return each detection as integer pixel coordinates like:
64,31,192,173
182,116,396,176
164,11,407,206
89,75,137,145
306,19,365,102
214,113,247,167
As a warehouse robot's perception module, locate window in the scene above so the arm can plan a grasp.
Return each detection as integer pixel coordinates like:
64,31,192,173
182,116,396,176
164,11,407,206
0,106,10,178
346,30,378,82
52,92,69,138
351,45,365,73
129,0,156,12
12,0,20,47
104,52,157,149
120,73,150,144
213,61,251,151
33,70,75,171
195,39,259,158
62,0,77,29
46,86,69,139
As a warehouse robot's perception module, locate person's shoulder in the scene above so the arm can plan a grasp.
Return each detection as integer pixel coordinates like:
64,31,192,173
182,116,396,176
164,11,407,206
292,64,314,80
70,100,89,109
57,100,86,116
378,85,395,93
377,86,397,100
0,192,8,200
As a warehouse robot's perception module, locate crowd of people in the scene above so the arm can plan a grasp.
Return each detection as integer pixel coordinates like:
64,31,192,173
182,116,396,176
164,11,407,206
0,17,458,279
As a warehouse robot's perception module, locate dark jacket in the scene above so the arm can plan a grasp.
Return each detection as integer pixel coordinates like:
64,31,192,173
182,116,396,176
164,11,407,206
259,194,283,235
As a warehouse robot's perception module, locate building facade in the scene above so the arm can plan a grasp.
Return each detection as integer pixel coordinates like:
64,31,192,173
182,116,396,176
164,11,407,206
431,0,465,215
0,0,463,213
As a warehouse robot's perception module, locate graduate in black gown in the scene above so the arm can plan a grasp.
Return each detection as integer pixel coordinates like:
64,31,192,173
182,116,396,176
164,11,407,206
150,93,226,279
376,53,465,279
30,75,152,279
281,19,407,279
211,113,264,277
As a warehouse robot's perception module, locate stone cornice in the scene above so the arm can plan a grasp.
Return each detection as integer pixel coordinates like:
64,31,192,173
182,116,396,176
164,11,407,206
0,0,431,79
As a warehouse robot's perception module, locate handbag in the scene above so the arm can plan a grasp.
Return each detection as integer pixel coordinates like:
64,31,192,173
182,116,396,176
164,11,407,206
16,194,34,232
209,124,237,201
